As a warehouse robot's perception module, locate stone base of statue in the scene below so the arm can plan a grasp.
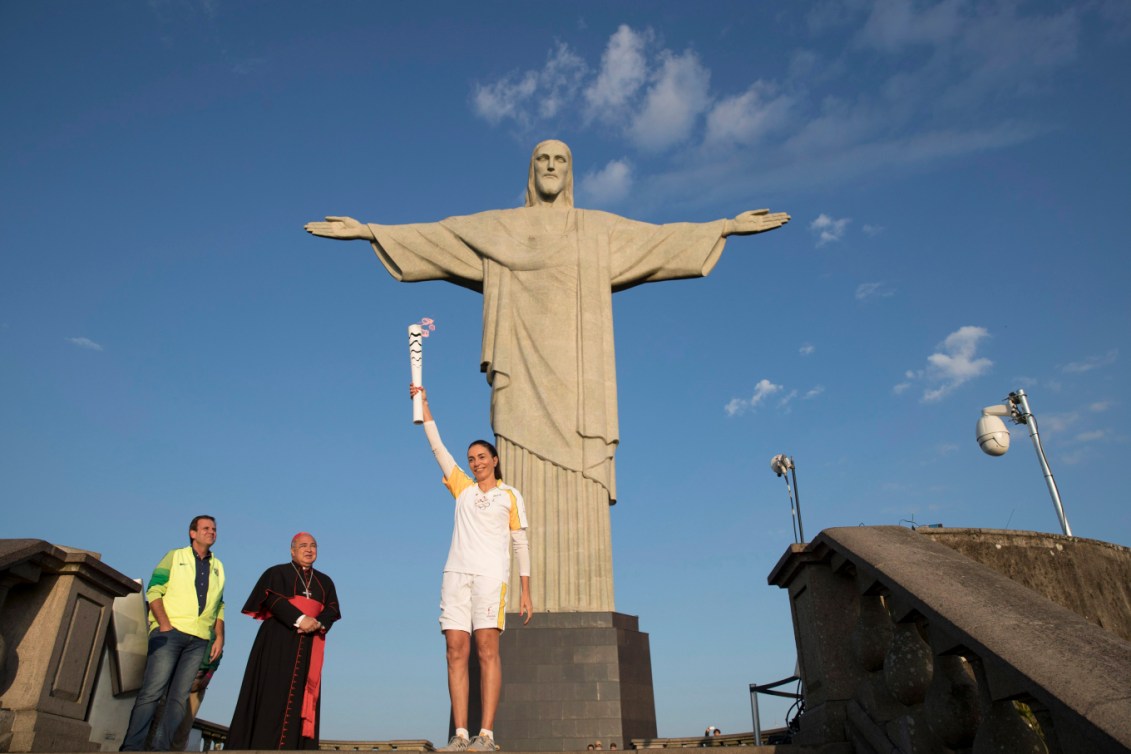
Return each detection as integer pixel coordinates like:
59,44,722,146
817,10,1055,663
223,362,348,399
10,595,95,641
494,612,657,751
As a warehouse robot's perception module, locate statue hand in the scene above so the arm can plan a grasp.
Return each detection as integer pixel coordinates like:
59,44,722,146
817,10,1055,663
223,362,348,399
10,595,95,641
725,209,791,236
304,215,374,241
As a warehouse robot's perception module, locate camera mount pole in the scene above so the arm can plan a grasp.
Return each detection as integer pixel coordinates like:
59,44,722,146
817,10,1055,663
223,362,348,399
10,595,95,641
1009,390,1071,536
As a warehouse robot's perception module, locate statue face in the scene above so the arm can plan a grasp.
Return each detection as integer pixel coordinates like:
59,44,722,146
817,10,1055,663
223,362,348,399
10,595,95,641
533,141,571,200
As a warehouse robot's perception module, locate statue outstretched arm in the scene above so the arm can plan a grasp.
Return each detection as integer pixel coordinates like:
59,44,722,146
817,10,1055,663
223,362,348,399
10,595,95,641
304,215,376,241
722,209,791,237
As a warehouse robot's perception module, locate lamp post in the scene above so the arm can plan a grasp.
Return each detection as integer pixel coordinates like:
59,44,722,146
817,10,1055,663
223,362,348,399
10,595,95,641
976,389,1071,536
770,454,805,544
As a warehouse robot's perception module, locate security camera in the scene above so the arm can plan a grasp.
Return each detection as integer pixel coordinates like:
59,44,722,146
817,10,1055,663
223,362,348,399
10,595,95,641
976,405,1012,456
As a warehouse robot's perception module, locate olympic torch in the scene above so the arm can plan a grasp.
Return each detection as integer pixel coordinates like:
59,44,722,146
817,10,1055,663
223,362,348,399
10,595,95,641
408,317,435,424
408,324,424,423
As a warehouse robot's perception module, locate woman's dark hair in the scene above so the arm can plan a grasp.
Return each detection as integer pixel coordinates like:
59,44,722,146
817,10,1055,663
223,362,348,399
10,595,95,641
468,439,503,480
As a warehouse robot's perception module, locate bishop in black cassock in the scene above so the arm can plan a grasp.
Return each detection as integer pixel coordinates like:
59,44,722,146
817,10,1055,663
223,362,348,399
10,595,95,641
227,533,341,750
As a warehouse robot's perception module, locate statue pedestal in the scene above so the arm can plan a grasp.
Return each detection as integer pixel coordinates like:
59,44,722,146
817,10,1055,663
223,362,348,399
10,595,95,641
494,612,657,751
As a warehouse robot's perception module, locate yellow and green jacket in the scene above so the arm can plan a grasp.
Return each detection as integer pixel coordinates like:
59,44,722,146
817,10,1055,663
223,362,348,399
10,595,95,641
146,546,225,639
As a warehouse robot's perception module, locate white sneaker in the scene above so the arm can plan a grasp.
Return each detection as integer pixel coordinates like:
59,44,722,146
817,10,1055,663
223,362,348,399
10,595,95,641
468,735,499,751
438,736,471,751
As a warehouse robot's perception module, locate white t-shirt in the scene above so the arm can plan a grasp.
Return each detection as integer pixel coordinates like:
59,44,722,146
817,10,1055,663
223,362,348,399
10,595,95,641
442,468,529,583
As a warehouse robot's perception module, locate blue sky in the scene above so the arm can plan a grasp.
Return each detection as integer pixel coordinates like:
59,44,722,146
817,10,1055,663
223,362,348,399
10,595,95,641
3,0,1130,742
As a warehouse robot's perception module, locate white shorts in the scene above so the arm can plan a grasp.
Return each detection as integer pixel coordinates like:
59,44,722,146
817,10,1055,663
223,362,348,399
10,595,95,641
439,572,508,633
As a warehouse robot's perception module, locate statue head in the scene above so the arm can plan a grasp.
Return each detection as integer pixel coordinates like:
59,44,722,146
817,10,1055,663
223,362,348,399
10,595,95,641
525,139,574,208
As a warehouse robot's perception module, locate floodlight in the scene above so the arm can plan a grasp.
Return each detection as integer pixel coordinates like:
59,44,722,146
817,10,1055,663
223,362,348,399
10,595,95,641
770,454,794,476
769,454,805,544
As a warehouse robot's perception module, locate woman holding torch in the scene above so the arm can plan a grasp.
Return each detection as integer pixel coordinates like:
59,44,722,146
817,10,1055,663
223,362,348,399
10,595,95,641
408,385,532,753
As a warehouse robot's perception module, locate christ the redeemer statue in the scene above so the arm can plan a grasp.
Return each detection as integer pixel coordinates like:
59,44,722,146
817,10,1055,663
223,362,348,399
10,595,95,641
306,140,789,613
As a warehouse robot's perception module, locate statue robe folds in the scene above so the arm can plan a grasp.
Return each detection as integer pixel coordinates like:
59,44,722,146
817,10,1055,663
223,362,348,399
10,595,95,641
370,207,728,611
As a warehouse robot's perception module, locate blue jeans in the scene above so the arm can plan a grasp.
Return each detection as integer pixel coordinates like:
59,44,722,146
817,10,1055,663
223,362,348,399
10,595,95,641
120,628,208,751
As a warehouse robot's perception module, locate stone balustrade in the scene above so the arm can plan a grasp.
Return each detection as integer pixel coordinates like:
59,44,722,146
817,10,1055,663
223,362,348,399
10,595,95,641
631,729,788,748
768,527,1131,754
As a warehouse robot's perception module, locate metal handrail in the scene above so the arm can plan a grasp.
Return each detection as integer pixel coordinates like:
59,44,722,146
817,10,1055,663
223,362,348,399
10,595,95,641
748,674,802,743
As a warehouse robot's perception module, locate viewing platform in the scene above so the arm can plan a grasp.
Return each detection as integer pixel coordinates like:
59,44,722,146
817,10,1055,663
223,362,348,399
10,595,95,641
5,531,1130,753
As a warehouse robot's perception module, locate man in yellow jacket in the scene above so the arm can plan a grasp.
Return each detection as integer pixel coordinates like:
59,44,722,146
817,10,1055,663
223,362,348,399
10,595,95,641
120,515,225,751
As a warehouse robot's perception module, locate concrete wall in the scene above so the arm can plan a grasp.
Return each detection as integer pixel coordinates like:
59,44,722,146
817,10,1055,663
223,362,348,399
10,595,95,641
919,528,1131,642
768,527,1131,754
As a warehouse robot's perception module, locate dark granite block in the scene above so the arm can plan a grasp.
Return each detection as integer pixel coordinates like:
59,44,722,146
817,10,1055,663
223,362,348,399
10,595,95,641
574,644,619,664
583,662,615,682
495,611,657,750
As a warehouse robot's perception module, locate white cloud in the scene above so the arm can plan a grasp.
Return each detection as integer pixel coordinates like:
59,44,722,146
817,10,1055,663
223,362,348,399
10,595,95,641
584,25,651,124
922,326,994,401
1089,401,1113,412
538,43,589,119
1041,412,1079,435
467,4,1088,209
472,71,539,126
799,343,815,356
811,213,851,246
1074,429,1108,443
855,0,963,53
804,385,825,399
953,4,1079,105
856,281,894,301
1059,449,1089,466
852,0,1079,112
66,337,104,351
1098,0,1131,38
703,81,792,149
473,24,715,153
1061,349,1118,373
898,326,993,402
473,42,587,126
1039,406,1119,467
723,398,745,416
725,378,783,416
628,50,712,151
862,224,884,237
579,159,633,206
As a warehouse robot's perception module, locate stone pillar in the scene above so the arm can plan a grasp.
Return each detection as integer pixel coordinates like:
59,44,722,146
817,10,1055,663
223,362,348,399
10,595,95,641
768,543,861,749
494,612,656,751
0,540,140,753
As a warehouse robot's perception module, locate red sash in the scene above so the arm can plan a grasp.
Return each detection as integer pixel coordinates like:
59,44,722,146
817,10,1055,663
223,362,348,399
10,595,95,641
245,592,326,739
289,595,326,739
